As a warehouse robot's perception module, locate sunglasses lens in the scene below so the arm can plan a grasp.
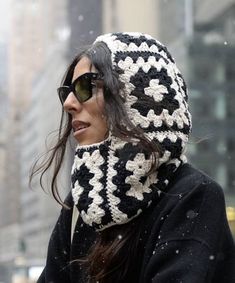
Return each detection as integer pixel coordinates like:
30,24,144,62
74,77,92,102
58,73,100,105
58,87,69,104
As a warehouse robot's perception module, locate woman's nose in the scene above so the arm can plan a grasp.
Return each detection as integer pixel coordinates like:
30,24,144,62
63,92,82,113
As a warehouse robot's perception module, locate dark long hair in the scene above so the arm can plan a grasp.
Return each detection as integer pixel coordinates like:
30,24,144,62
30,41,163,282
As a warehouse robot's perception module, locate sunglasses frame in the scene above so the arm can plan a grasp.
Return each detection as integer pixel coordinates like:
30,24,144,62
57,72,102,104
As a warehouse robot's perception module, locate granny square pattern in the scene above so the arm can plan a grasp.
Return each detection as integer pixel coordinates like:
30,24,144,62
71,32,192,231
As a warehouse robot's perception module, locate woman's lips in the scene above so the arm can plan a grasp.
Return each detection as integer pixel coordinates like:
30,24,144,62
73,127,88,138
72,120,90,135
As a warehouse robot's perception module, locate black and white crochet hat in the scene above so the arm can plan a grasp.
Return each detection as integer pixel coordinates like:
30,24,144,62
71,32,192,231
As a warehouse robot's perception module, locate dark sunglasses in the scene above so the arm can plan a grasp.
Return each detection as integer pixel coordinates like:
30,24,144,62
57,72,102,104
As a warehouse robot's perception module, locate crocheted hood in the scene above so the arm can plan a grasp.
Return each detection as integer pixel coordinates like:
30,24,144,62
71,32,192,231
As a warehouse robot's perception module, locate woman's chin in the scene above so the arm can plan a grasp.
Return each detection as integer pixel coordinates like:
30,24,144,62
74,136,102,146
74,127,109,146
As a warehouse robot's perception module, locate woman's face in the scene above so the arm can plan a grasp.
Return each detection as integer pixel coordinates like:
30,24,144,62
63,56,108,145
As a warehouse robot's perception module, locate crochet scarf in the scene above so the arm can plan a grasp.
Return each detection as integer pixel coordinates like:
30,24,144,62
71,32,191,231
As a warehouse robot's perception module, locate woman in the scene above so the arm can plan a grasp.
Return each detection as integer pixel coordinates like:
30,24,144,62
34,32,235,282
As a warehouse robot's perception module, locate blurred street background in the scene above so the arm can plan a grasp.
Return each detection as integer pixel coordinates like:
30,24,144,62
0,0,235,282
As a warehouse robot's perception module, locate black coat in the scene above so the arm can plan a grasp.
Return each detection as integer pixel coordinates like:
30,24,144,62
37,163,235,282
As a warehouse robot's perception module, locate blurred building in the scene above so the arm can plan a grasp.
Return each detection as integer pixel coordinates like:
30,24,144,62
0,40,13,281
102,0,160,36
190,0,235,199
157,0,235,236
67,0,103,61
0,0,70,281
18,0,69,268
0,41,7,88
20,43,70,266
1,1,47,277
191,0,235,234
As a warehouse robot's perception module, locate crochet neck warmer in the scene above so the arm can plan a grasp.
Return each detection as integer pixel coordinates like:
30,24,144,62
71,32,192,231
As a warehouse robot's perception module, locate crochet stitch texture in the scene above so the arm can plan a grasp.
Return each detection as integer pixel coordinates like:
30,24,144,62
71,32,192,231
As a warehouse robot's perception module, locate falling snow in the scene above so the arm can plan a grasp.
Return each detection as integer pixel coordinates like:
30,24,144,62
118,234,122,240
186,210,198,219
78,15,84,22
